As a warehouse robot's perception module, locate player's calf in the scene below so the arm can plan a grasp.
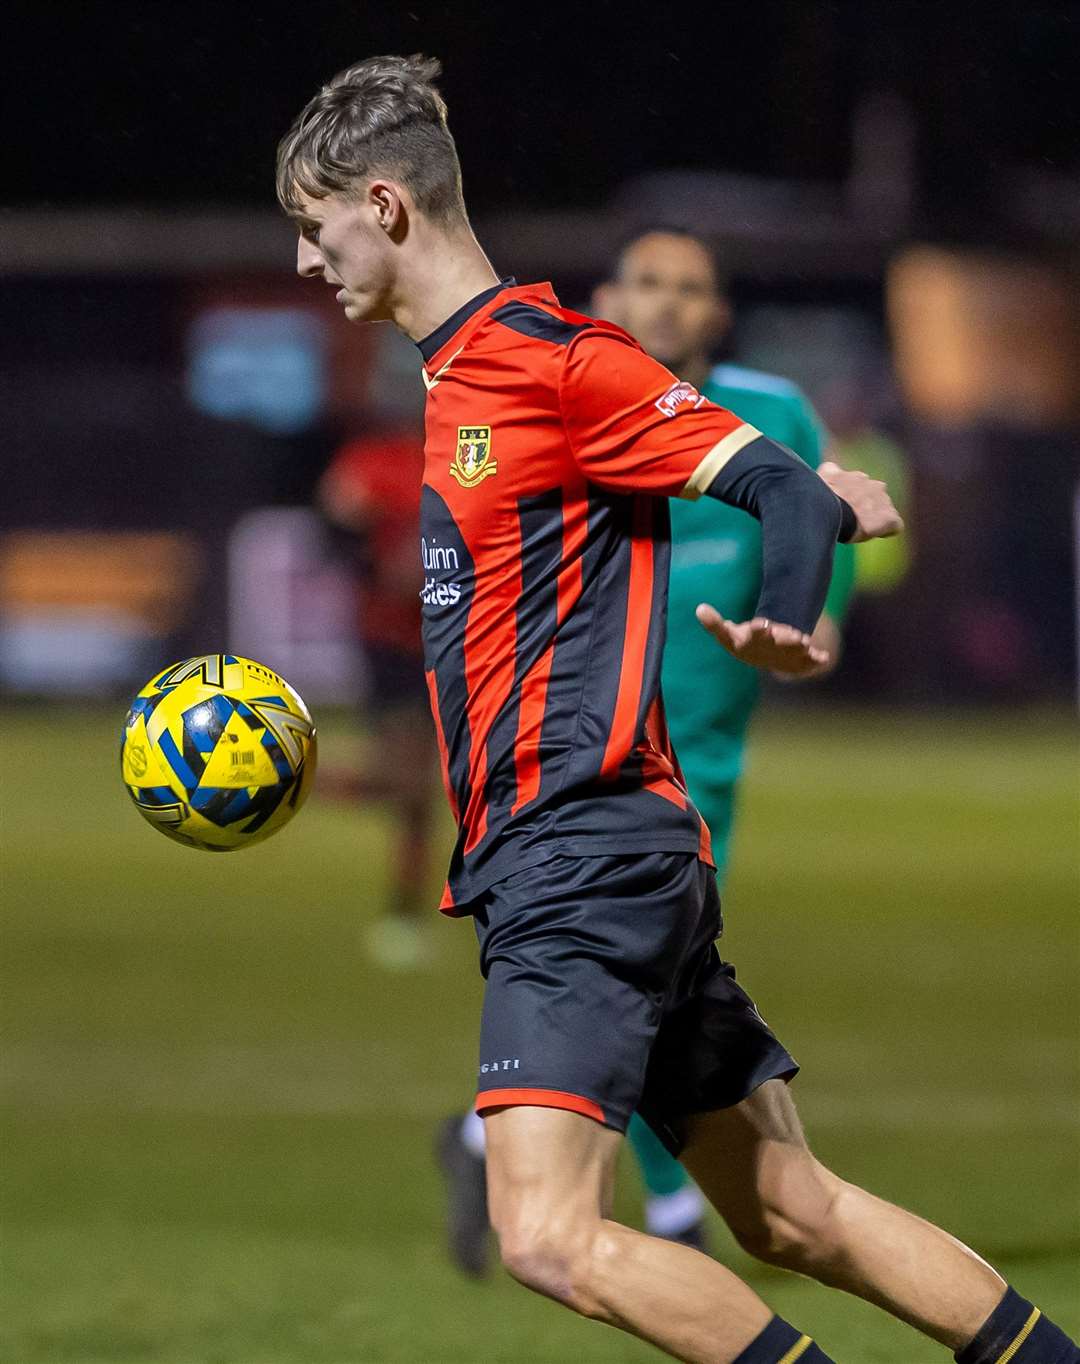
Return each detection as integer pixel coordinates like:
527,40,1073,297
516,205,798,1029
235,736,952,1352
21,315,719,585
684,1084,1080,1359
721,1151,848,1276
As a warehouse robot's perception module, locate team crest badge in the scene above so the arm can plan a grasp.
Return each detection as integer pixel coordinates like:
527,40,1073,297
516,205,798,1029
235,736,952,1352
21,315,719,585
450,426,497,487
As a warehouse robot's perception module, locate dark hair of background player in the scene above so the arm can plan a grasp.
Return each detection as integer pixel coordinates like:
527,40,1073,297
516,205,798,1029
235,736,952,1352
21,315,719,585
612,224,729,295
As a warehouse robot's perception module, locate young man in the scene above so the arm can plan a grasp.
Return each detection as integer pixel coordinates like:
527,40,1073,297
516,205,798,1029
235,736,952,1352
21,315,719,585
316,329,438,970
437,228,857,1263
277,54,1078,1364
599,227,856,1247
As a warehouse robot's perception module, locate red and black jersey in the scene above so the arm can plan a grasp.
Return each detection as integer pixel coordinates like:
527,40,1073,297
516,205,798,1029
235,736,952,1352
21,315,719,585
418,281,764,913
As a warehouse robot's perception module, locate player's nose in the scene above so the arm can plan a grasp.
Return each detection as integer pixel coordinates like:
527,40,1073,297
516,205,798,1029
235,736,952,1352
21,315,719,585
296,235,323,278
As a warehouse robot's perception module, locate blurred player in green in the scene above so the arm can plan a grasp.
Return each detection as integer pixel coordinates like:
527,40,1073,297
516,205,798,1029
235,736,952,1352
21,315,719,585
589,226,855,1247
438,226,854,1264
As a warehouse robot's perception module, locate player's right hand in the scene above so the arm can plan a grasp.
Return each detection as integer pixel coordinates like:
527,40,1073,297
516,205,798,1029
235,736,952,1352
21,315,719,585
817,461,904,542
695,606,832,677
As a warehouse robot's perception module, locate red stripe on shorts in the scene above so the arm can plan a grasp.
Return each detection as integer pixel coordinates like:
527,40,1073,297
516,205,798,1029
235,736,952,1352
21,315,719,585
475,1087,606,1124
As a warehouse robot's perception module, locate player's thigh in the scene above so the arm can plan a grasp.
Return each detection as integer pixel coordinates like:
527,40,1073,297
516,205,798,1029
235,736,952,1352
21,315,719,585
484,1104,621,1249
474,853,710,1235
680,1078,835,1235
474,854,701,1135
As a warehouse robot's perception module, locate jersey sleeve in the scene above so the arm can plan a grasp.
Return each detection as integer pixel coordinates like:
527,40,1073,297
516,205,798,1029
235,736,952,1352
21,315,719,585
560,330,762,498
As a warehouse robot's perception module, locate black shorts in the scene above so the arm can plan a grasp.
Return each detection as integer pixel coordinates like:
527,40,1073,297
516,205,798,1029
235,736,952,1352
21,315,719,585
471,851,798,1157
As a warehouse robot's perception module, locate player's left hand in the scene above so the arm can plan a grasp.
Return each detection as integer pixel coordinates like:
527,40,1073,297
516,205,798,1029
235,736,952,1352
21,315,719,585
771,614,842,683
695,604,832,677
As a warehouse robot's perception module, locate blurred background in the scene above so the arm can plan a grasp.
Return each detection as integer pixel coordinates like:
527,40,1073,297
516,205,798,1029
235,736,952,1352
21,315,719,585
2,3,1078,1362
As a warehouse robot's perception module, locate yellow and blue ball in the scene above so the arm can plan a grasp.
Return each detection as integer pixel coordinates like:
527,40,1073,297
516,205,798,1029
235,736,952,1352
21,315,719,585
120,654,317,851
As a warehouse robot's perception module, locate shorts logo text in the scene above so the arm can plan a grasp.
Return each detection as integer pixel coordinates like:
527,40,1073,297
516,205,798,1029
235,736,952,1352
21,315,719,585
480,1058,520,1074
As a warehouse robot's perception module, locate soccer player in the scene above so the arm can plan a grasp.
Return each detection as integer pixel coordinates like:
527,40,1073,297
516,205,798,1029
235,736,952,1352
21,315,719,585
435,227,857,1264
277,54,1079,1364
595,226,855,1248
317,412,437,969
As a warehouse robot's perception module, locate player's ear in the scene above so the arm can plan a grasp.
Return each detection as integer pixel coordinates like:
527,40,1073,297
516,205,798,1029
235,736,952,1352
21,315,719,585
368,180,407,238
592,280,622,325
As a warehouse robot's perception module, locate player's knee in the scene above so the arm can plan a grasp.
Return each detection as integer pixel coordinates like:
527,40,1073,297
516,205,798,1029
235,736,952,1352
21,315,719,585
494,1208,600,1314
496,1228,581,1306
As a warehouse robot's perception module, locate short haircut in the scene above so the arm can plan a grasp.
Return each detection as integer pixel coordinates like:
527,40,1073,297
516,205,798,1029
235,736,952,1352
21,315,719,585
276,54,467,226
612,224,727,293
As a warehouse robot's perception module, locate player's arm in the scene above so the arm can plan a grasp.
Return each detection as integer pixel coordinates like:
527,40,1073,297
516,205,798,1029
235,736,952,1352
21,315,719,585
686,438,861,674
318,459,372,533
784,395,856,677
691,447,900,674
686,435,856,627
560,330,900,675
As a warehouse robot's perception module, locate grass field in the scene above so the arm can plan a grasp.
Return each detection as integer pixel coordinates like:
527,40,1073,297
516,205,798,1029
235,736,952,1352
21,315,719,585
1,704,1077,1364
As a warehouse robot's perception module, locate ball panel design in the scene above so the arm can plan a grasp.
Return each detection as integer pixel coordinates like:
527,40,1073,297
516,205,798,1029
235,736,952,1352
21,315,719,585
120,654,316,851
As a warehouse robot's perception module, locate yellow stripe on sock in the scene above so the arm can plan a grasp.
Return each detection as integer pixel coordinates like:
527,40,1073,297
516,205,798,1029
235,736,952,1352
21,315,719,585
777,1336,813,1364
995,1307,1041,1364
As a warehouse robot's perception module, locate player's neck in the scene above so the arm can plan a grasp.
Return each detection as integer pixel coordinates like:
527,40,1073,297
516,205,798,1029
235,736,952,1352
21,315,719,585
390,226,500,346
680,354,712,392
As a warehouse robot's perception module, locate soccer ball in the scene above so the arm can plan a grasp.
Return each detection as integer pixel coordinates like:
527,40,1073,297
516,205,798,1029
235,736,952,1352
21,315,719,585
120,654,317,851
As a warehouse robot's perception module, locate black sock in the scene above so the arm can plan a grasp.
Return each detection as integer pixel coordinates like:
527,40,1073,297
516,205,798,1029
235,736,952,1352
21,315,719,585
956,1286,1080,1364
732,1314,834,1363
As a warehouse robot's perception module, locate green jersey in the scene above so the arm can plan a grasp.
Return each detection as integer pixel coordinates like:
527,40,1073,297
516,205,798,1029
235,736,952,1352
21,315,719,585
663,364,855,850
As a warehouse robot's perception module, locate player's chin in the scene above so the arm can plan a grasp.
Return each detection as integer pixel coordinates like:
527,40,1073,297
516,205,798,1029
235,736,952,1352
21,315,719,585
641,331,689,370
338,289,380,324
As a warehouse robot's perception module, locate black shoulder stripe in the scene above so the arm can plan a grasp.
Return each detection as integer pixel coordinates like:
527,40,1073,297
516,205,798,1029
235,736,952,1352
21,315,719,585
491,302,592,346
